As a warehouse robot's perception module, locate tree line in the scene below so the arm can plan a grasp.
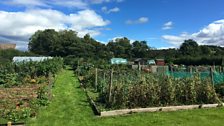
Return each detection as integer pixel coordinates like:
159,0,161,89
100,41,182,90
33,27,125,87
2,29,224,65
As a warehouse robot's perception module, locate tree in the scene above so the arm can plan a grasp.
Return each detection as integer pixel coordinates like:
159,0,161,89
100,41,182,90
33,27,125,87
57,30,81,56
28,29,59,55
107,37,132,58
179,39,200,56
131,41,149,58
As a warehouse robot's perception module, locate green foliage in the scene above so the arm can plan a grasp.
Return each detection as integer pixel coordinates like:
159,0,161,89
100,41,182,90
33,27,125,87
36,86,50,106
28,29,224,66
0,58,63,87
0,58,63,122
28,29,111,59
215,84,224,101
107,37,132,58
2,108,32,122
180,39,199,56
79,65,220,109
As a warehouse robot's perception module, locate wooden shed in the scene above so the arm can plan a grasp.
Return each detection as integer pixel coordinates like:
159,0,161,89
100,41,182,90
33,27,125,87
156,59,165,66
134,58,147,65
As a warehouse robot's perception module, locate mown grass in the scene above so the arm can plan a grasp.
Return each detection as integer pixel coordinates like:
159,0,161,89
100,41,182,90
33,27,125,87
26,68,224,126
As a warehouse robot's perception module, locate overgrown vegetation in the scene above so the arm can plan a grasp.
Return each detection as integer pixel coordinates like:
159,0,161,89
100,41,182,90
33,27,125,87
77,66,221,110
0,58,63,122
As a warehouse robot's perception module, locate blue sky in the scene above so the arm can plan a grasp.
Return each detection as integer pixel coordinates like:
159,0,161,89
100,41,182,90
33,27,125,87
0,0,224,50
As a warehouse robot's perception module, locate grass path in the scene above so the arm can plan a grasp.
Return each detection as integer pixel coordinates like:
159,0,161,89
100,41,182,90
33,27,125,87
27,68,224,126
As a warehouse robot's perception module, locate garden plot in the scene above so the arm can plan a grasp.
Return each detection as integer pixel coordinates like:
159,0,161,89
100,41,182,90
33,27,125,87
0,58,63,123
77,65,224,116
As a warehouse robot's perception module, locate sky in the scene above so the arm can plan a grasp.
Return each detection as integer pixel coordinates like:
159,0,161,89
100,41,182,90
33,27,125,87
0,0,224,50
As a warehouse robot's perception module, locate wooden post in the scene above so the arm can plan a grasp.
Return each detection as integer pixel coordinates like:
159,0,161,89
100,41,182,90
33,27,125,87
103,72,106,82
48,72,53,100
77,59,80,76
190,66,192,74
103,72,106,92
95,68,98,91
195,67,198,73
138,62,141,71
210,67,214,87
7,122,11,126
109,69,113,103
219,66,222,73
171,66,173,76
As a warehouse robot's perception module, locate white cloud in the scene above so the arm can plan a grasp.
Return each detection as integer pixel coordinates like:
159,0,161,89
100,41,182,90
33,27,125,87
157,46,176,50
109,36,136,44
101,6,120,14
89,0,124,4
52,0,88,9
89,0,110,4
3,0,48,7
126,17,149,24
0,9,110,49
162,21,173,30
2,0,124,9
162,19,224,47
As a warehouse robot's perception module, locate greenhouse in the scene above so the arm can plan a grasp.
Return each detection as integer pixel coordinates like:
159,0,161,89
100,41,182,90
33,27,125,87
13,56,53,63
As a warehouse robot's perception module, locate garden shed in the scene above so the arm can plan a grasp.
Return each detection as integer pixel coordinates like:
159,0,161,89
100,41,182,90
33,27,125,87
134,58,147,65
110,58,127,65
13,56,53,63
155,59,165,66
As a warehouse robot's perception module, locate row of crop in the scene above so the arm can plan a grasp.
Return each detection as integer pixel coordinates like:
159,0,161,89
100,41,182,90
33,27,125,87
99,75,219,109
0,58,63,87
77,67,223,110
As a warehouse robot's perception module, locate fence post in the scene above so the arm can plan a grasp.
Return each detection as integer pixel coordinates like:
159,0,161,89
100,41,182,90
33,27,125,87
103,71,106,82
138,62,141,71
103,72,106,92
195,67,198,73
163,66,165,75
190,66,192,74
210,67,214,87
108,68,113,103
95,68,98,91
7,122,11,126
48,72,53,100
171,65,173,76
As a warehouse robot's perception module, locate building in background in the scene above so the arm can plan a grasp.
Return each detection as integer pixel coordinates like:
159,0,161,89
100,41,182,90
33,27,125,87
155,59,165,66
0,43,16,50
13,57,53,63
110,58,127,65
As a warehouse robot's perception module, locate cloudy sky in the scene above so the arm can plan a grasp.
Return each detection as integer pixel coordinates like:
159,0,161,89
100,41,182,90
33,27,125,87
0,0,224,50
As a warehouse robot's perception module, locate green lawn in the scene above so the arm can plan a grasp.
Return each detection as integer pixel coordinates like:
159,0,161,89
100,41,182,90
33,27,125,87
26,68,224,126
